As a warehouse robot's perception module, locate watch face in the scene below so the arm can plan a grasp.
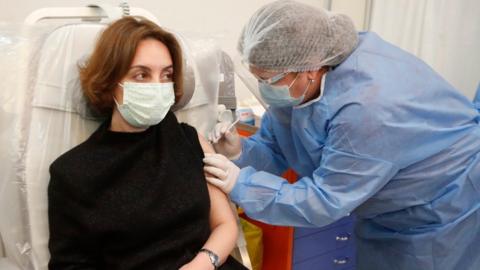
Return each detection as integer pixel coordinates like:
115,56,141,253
209,252,220,267
200,248,220,268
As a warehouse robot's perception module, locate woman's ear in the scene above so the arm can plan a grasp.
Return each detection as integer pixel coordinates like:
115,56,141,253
306,67,327,81
306,71,316,81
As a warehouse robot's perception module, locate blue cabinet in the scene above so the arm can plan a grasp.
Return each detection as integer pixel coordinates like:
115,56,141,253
292,216,356,270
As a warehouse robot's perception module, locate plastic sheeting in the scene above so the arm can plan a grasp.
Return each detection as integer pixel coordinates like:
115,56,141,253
0,23,54,270
0,20,234,269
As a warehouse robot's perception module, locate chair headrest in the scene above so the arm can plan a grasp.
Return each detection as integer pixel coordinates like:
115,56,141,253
32,23,106,119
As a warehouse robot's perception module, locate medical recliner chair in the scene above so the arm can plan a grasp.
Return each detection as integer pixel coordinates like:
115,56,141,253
0,3,248,269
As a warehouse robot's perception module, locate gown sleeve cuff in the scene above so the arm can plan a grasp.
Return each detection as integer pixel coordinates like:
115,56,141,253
230,166,255,203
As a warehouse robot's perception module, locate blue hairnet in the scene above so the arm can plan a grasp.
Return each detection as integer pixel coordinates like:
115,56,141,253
238,0,358,72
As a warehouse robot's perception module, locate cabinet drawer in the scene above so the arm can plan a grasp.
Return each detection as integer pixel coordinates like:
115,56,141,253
294,215,354,239
293,245,356,270
293,222,354,263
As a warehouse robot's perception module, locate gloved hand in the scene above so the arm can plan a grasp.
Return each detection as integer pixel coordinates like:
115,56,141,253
208,121,242,160
203,153,240,194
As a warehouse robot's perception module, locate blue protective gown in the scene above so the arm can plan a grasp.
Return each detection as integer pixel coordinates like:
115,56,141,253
230,32,480,270
474,82,480,111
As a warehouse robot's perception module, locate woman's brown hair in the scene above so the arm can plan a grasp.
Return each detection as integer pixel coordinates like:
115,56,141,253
79,16,183,115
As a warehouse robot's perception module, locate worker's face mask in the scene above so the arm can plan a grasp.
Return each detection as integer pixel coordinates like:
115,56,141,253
114,82,175,128
259,73,311,107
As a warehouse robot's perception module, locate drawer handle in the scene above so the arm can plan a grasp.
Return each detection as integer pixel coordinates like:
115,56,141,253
335,233,350,241
333,257,349,265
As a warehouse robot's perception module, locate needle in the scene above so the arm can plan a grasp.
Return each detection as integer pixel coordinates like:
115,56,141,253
210,119,240,144
227,119,240,132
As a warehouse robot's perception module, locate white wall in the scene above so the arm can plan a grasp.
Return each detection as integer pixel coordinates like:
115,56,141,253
330,0,369,30
370,0,480,99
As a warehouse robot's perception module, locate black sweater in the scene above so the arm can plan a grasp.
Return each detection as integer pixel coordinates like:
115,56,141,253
48,112,246,270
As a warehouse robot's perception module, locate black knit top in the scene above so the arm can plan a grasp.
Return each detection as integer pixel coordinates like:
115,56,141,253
48,112,246,270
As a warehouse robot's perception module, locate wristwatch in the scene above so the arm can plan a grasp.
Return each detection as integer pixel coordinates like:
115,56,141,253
198,248,220,269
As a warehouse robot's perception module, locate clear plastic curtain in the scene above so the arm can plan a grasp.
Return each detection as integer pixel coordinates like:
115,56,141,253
369,0,480,99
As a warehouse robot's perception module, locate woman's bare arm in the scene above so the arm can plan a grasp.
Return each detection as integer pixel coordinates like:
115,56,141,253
180,134,239,270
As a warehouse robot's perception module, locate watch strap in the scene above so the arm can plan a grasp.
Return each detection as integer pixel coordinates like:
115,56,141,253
198,248,220,269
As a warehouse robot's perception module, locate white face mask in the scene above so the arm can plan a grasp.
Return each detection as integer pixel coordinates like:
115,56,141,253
114,82,175,128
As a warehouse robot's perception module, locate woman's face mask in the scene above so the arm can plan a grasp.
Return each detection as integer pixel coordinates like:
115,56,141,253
114,81,175,128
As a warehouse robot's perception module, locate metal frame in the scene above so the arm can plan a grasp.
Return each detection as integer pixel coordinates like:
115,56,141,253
25,2,158,25
324,0,333,11
363,0,375,30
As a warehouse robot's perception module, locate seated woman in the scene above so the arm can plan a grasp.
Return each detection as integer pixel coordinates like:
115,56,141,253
48,16,247,270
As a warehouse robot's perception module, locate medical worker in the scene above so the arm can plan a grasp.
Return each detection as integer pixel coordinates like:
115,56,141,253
203,1,480,269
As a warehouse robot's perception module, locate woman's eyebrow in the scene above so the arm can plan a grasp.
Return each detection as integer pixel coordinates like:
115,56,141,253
162,65,173,72
129,65,173,72
129,65,151,71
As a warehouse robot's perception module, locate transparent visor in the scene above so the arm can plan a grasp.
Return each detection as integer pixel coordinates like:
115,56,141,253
241,59,289,85
254,72,289,85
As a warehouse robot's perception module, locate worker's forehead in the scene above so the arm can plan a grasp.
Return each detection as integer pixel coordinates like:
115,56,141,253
249,65,283,78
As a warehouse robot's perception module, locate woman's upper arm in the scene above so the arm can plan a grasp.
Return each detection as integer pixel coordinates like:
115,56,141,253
198,134,215,154
198,134,237,228
206,183,237,230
